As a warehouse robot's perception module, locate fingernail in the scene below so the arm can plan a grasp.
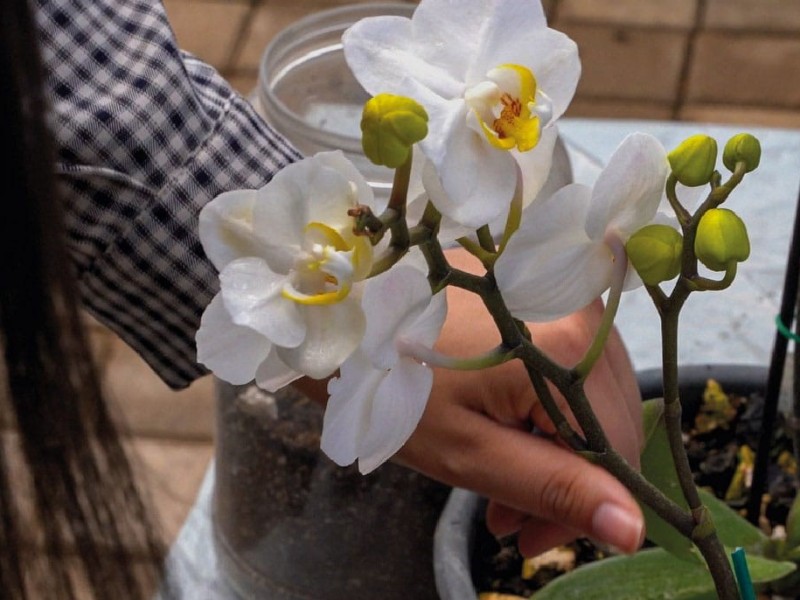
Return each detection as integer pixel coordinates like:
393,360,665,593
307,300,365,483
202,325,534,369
592,503,644,554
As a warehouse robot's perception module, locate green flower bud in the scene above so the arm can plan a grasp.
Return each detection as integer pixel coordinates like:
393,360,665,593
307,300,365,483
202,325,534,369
625,224,684,286
695,208,750,272
667,134,718,187
722,133,761,173
360,94,428,168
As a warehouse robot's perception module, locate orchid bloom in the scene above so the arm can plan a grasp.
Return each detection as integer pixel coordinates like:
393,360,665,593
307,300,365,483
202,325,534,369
343,0,580,229
495,133,670,322
196,151,381,390
321,265,447,474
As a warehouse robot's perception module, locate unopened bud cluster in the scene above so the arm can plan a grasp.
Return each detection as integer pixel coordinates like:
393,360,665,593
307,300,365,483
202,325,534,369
628,132,759,285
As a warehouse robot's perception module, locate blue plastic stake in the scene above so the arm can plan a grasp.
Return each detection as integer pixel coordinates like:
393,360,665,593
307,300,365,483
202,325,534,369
732,547,756,600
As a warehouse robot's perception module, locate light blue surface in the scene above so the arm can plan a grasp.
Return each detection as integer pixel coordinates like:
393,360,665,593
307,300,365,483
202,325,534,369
561,119,800,371
161,119,800,599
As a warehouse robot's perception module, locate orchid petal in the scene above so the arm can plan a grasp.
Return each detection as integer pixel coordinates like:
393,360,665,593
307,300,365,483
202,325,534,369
400,290,447,350
514,125,559,208
254,349,302,392
343,17,464,102
586,133,669,241
498,238,613,322
315,150,378,213
426,117,517,228
321,351,382,467
412,0,508,78
362,266,433,370
410,161,472,243
496,184,613,321
198,189,265,271
195,294,271,385
357,358,433,474
277,298,365,379
253,160,352,254
219,257,305,348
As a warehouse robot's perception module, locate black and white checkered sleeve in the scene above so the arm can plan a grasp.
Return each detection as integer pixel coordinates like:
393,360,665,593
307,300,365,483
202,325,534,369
35,0,302,388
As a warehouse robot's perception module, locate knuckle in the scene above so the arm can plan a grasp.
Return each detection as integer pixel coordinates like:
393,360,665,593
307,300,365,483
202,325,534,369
535,469,586,527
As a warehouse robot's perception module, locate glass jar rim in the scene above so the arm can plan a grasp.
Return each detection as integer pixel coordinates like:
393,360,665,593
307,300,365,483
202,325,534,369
258,2,416,154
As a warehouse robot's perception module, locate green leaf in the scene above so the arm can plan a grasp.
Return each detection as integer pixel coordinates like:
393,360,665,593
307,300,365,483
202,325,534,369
533,547,795,600
639,399,696,562
783,491,800,552
641,398,665,444
697,488,766,552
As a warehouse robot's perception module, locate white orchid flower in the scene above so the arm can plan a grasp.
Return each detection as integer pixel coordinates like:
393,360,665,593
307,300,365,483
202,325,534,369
196,151,382,389
495,133,670,322
343,0,580,229
321,265,447,474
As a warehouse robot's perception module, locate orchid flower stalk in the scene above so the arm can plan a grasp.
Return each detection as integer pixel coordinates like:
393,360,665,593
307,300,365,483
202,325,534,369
195,0,772,596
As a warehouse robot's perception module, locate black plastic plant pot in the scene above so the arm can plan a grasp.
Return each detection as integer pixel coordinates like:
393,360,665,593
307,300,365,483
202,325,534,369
432,363,770,600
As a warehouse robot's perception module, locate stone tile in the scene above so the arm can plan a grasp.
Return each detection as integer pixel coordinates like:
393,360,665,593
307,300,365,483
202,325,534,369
557,0,697,29
102,335,215,441
234,0,416,71
130,437,214,546
704,0,800,32
559,25,688,102
566,97,674,120
687,32,800,107
679,104,800,129
162,0,250,69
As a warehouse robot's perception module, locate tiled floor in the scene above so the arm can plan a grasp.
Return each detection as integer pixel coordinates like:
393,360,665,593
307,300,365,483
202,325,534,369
86,0,800,565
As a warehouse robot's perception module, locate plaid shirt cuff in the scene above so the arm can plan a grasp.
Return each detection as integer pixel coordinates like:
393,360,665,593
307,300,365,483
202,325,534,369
37,0,301,388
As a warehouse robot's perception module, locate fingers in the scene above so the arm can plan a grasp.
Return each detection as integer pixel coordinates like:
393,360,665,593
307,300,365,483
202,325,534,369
517,518,578,558
399,400,645,554
486,501,577,556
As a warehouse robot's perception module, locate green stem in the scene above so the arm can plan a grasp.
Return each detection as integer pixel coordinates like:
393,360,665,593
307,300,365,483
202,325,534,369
666,174,692,226
385,154,413,250
660,281,739,598
456,236,495,268
400,342,517,371
498,174,523,256
574,235,627,378
660,299,700,509
476,224,496,254
368,247,408,278
686,262,738,292
417,207,736,593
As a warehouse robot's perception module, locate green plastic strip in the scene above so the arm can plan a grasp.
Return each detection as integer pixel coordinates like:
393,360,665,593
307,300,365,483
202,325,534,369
775,314,800,343
732,547,756,600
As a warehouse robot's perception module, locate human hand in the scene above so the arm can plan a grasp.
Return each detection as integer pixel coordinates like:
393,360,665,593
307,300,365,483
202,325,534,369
394,249,645,557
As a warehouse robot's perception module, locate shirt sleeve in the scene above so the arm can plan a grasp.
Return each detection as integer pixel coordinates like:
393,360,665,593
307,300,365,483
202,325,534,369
35,0,302,388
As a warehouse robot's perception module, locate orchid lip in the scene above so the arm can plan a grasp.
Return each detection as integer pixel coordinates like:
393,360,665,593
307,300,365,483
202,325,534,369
465,63,546,153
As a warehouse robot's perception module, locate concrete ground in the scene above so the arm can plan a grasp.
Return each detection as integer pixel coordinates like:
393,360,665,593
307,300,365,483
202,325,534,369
80,0,800,569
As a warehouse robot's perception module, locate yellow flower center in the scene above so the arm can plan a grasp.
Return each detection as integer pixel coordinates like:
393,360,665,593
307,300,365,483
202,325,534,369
465,64,551,153
281,221,372,306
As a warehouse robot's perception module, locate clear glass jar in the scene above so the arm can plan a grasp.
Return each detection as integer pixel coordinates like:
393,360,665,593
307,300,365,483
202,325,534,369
253,2,417,200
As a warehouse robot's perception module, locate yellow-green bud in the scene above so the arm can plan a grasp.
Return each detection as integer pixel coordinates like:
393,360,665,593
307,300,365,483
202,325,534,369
667,134,718,187
360,94,428,168
695,208,750,272
722,133,761,173
625,224,684,286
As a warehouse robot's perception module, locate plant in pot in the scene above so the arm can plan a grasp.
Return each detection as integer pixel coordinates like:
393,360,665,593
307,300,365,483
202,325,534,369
194,0,797,597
